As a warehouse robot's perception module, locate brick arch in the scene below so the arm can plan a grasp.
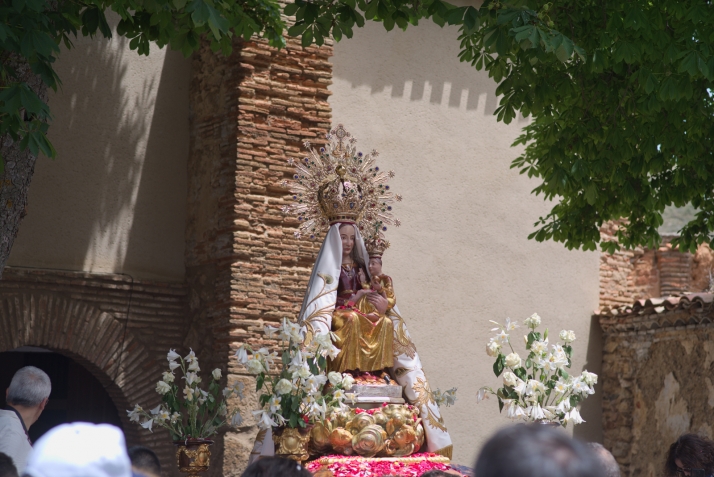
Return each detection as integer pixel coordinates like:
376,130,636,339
0,292,164,446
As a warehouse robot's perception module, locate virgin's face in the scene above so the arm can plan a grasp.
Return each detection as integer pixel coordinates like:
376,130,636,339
339,224,355,256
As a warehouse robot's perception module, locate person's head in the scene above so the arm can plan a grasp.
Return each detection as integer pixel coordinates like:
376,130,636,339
475,424,604,477
586,443,620,477
6,366,51,426
23,423,132,477
665,434,714,477
240,457,312,477
0,453,18,477
127,446,160,477
368,257,382,277
419,471,452,477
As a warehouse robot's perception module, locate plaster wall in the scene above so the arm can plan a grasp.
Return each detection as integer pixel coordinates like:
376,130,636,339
330,21,602,465
7,18,190,281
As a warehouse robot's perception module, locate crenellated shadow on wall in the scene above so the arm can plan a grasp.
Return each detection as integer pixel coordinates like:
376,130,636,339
331,20,528,122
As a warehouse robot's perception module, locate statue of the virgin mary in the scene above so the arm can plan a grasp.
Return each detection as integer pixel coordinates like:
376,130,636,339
279,125,453,458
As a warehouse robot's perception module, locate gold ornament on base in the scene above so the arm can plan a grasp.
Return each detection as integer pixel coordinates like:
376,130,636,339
273,427,312,463
174,439,213,477
309,404,424,458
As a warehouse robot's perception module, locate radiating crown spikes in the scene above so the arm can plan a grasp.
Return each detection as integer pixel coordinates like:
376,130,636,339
281,124,401,241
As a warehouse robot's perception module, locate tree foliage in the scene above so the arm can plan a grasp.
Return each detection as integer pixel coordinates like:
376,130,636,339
3,0,714,253
290,0,714,253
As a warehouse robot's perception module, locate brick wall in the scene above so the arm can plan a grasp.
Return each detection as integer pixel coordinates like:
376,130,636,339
599,222,714,311
0,267,188,474
187,35,332,475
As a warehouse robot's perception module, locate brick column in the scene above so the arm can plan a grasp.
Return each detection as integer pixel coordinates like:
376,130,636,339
187,36,332,475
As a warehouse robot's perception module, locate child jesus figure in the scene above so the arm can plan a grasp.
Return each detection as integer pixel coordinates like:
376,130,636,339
355,254,396,322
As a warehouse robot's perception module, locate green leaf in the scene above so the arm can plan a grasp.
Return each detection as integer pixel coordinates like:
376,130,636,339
288,22,308,37
584,183,597,205
678,51,699,77
445,6,466,25
301,27,313,47
493,354,505,377
365,0,379,20
284,3,300,16
555,37,573,62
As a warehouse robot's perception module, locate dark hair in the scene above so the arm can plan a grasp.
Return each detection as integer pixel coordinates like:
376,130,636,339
0,453,18,477
665,434,714,477
127,446,161,476
475,424,604,477
240,457,313,477
419,471,452,477
586,443,620,477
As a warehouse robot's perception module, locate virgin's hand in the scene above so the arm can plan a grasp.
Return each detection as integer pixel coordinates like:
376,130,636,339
367,293,388,314
354,289,368,300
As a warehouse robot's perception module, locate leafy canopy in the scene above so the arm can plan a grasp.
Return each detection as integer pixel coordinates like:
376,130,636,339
3,0,713,253
290,0,714,253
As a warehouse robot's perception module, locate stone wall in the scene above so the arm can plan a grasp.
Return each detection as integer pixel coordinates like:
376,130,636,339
187,35,332,475
598,296,714,477
0,267,188,474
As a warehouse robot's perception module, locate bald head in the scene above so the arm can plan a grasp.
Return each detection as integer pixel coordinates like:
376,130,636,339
586,443,620,477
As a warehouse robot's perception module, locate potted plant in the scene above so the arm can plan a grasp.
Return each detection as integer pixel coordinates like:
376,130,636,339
235,318,355,462
127,349,243,476
477,313,598,427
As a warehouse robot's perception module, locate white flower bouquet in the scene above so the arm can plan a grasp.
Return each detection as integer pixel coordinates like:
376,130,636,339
127,349,244,440
477,313,597,427
235,318,355,429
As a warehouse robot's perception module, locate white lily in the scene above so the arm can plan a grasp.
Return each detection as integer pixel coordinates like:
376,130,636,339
127,405,142,423
231,411,243,427
140,419,154,432
253,410,277,429
235,346,249,364
155,381,171,395
264,325,280,339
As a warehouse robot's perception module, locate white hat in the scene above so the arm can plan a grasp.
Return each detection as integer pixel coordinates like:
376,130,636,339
24,423,132,477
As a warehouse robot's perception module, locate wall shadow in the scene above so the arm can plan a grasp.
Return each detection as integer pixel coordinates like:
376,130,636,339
331,20,504,116
574,315,604,443
7,16,189,281
122,47,190,278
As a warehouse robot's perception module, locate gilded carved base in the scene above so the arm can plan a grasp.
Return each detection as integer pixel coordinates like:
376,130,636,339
174,440,213,477
311,403,424,458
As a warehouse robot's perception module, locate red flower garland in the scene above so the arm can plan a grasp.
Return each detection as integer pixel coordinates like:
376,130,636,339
306,453,455,477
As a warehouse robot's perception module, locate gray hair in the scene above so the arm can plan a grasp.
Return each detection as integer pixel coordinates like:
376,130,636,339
586,443,621,477
7,366,51,407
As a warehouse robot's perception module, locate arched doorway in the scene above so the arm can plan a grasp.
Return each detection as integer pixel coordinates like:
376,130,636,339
0,346,123,442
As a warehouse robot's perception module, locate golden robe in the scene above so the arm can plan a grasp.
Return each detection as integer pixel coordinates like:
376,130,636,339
328,266,395,373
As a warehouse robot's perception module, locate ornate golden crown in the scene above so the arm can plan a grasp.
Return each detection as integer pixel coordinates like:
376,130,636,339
365,236,390,258
281,124,401,240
